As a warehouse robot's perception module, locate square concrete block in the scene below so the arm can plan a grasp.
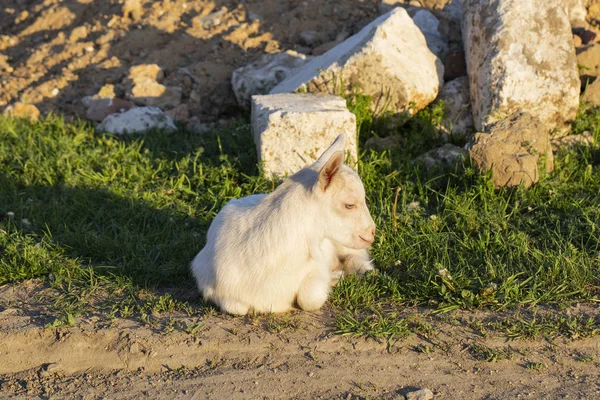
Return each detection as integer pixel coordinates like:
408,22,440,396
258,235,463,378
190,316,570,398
251,93,357,178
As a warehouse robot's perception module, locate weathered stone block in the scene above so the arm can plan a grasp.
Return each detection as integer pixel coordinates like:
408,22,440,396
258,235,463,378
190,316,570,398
463,0,579,137
251,94,357,178
270,8,443,118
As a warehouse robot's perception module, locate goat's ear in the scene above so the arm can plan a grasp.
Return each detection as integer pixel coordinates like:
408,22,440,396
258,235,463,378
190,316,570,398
312,134,347,169
317,151,344,191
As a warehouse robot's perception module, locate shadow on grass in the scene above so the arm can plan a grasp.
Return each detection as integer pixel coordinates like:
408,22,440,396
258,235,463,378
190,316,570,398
0,119,272,325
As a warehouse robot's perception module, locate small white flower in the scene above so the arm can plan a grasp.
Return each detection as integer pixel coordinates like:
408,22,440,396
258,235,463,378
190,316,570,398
438,268,453,281
6,211,14,218
406,201,421,212
22,218,31,226
429,214,437,221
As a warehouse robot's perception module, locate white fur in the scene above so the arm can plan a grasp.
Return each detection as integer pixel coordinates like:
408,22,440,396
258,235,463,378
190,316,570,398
191,134,377,315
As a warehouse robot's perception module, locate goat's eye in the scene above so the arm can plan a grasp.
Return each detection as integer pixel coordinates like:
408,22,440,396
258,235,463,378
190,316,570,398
345,204,355,210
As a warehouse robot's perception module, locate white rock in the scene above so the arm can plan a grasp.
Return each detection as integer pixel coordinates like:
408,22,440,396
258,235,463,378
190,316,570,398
406,388,435,400
251,94,357,178
463,0,580,137
551,131,595,152
436,77,473,137
414,144,468,168
98,107,176,135
564,0,588,29
412,9,449,57
231,50,310,109
270,8,444,118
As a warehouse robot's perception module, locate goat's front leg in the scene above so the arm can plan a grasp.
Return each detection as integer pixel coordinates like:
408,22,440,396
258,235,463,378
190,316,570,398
337,247,375,276
296,265,331,311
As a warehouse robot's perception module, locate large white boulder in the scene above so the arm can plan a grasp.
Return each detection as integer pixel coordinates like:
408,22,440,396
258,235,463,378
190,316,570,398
463,0,579,137
270,8,444,118
231,50,310,110
98,107,176,135
251,94,357,178
411,9,449,58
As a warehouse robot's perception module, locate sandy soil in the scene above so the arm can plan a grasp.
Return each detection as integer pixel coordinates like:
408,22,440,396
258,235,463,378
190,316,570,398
1,280,599,399
0,0,392,122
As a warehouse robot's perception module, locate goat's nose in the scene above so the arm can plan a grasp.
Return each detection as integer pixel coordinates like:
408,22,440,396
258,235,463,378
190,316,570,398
371,227,376,237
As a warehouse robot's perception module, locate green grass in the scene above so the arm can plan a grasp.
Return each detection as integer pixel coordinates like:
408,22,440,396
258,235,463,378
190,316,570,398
1,102,600,336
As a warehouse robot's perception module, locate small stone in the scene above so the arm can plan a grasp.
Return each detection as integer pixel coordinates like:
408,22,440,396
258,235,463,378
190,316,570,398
405,388,434,400
39,363,62,377
436,76,474,137
183,75,193,88
299,31,322,47
443,50,467,81
579,30,597,45
97,84,116,98
3,102,40,121
128,64,164,82
187,117,216,134
96,30,117,45
69,26,88,43
551,131,594,152
365,135,403,151
197,8,227,29
128,78,182,109
123,0,142,22
85,46,94,52
469,113,554,188
232,50,310,109
247,12,262,22
165,103,189,123
50,88,59,97
573,34,583,48
85,97,134,121
98,107,177,135
414,144,468,168
189,90,201,103
129,342,141,354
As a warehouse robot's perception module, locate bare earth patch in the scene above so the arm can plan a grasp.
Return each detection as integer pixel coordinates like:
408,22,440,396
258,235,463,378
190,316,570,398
0,0,381,121
1,280,599,399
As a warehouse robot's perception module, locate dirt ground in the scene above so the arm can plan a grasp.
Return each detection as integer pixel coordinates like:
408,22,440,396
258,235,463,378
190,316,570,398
0,0,397,122
1,280,599,399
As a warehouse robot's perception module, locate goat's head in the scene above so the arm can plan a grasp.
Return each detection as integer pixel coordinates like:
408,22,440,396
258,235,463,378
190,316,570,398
311,134,376,250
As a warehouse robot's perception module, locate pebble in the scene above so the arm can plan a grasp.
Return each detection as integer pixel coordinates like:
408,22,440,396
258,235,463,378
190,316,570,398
405,388,434,400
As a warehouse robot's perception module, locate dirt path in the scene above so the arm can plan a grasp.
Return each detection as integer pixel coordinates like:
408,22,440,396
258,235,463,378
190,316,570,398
2,303,600,399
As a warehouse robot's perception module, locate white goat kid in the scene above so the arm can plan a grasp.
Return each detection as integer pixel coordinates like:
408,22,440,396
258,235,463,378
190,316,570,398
191,134,376,315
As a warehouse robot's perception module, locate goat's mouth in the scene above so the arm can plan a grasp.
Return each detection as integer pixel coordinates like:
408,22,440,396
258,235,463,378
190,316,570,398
359,235,373,245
